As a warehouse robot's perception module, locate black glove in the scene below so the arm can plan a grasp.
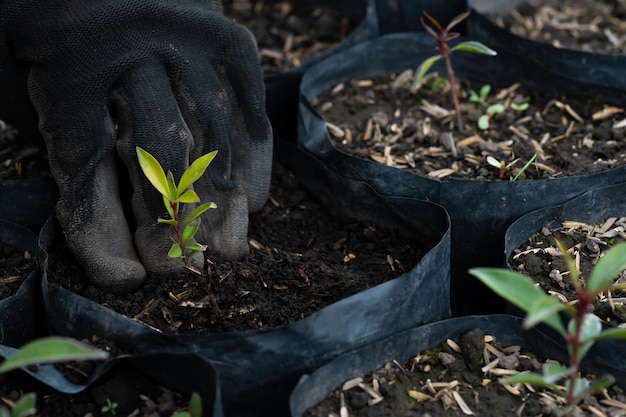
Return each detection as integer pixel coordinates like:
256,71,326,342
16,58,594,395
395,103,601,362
0,0,272,292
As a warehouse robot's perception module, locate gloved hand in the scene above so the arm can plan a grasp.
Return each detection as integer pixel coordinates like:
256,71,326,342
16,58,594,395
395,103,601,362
0,0,272,293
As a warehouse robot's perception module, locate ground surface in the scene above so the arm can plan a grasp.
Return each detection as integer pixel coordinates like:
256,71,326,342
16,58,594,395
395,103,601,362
315,74,626,181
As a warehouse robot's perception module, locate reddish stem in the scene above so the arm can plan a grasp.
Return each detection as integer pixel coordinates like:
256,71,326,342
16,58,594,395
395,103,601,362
171,201,189,266
434,31,463,131
564,290,593,407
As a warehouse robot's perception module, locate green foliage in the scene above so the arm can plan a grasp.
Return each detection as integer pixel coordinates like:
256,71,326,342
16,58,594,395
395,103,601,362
469,242,626,414
170,393,202,417
413,11,496,131
136,147,217,266
101,398,118,415
0,338,107,417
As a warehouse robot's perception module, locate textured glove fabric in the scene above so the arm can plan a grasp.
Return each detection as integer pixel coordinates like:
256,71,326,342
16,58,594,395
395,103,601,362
0,0,272,292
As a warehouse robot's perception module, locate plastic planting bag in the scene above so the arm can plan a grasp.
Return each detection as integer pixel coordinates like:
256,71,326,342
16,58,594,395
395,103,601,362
296,20,626,316
0,219,42,347
289,314,626,417
39,139,451,417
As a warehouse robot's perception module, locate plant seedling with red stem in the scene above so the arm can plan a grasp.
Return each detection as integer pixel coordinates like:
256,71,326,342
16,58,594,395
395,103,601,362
414,11,497,131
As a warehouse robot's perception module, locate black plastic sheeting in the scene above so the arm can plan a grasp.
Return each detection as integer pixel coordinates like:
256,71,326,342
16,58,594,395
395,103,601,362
0,220,43,347
0,179,57,233
0,346,224,417
36,139,451,417
296,4,626,316
289,314,626,416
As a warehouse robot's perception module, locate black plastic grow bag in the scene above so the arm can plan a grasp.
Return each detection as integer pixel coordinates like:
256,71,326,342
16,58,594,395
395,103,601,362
0,346,223,417
289,314,626,416
0,219,42,348
504,182,626,376
39,139,451,417
296,24,626,317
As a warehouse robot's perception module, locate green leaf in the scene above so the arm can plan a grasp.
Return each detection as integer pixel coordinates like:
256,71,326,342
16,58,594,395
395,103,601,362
168,243,183,259
486,156,501,168
178,151,218,195
487,103,505,114
0,337,108,375
480,84,491,98
188,392,202,417
9,393,36,417
182,219,200,245
524,296,569,329
181,202,217,227
451,40,497,56
504,371,559,389
469,268,566,335
587,374,615,395
175,190,200,204
477,114,489,130
136,147,169,198
593,326,626,341
186,242,207,252
157,218,178,226
542,362,572,384
570,314,602,362
469,90,481,103
413,55,441,88
166,171,178,202
586,242,626,294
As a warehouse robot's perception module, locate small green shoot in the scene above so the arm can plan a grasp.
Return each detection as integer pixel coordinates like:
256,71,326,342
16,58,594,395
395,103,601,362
477,104,505,130
413,11,497,131
511,97,530,112
0,337,108,417
469,85,505,130
486,154,536,181
470,241,626,415
469,84,491,107
136,147,217,267
170,393,202,417
101,398,118,415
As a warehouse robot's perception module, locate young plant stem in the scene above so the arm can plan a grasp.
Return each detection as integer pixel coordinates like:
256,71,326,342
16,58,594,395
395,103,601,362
170,201,187,266
443,53,462,130
564,291,592,407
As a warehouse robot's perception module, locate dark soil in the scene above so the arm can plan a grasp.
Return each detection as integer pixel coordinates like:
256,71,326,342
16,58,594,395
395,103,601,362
305,328,626,417
0,245,35,300
490,0,626,54
314,73,626,180
47,162,427,335
224,0,360,75
510,217,626,325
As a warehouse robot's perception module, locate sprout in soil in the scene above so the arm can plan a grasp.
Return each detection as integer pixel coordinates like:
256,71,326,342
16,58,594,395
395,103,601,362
470,240,626,415
487,153,537,181
136,147,217,268
469,85,505,130
101,398,118,415
413,11,497,131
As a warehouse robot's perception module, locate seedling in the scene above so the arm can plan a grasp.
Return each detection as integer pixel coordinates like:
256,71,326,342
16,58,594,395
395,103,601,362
136,147,217,268
101,398,118,415
171,393,202,417
413,11,497,131
469,85,505,130
470,241,626,415
487,153,537,181
0,337,107,417
511,97,530,112
469,84,491,107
